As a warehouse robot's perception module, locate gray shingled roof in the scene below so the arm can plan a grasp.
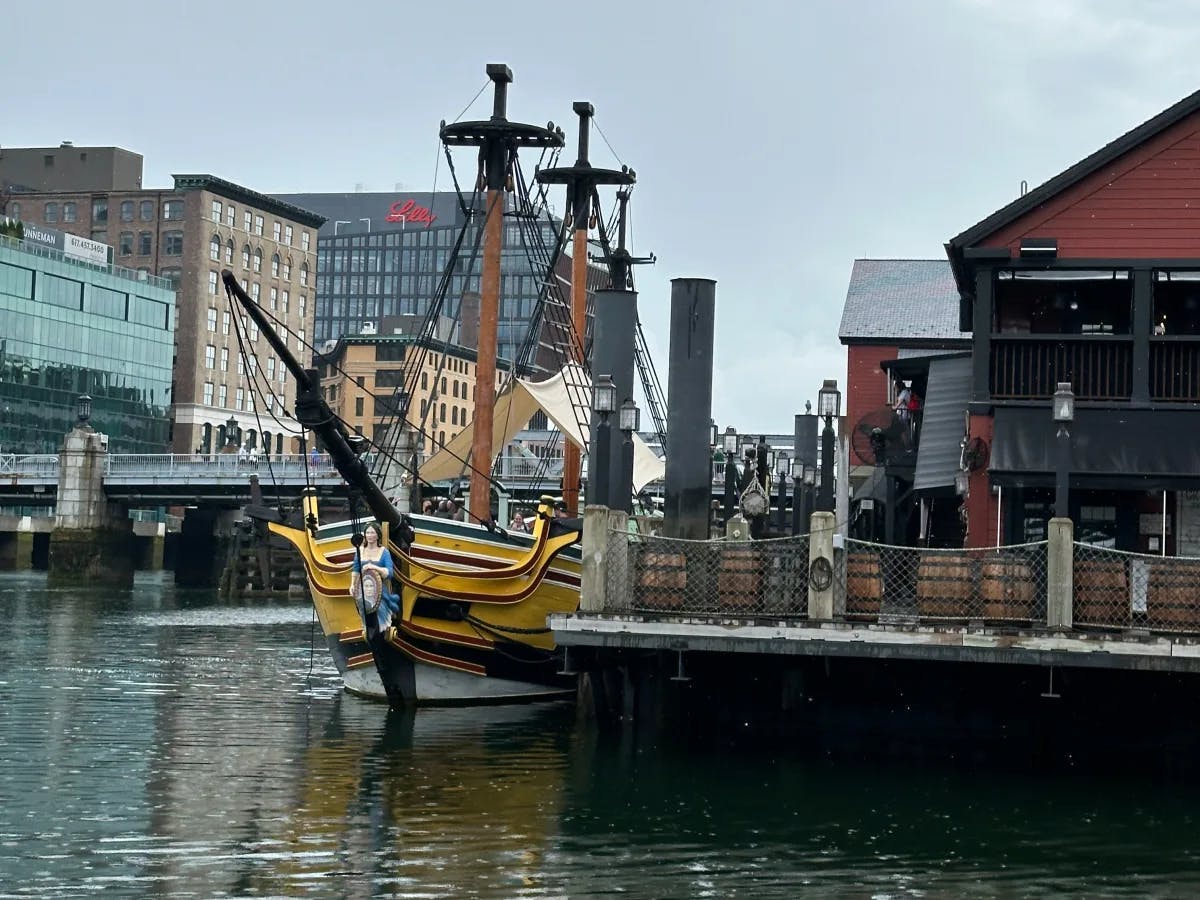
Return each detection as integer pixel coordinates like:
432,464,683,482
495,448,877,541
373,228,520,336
838,259,969,344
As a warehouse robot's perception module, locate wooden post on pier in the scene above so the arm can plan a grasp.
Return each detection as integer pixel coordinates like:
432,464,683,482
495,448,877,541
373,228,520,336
808,510,836,620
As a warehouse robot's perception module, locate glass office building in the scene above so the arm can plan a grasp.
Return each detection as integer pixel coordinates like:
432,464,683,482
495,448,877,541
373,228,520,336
0,231,175,453
274,192,564,364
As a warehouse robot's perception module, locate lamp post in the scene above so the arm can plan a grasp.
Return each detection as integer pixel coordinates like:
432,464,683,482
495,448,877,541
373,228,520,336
590,374,616,508
226,415,239,448
817,379,840,512
803,466,816,528
1053,381,1074,519
722,426,738,524
76,394,92,428
775,451,790,534
618,397,639,514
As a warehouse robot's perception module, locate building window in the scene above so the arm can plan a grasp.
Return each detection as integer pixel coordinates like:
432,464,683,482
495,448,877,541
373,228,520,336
209,234,220,261
225,239,233,263
236,388,244,410
138,231,152,255
266,394,274,413
284,225,293,246
440,403,446,422
250,321,259,342
119,200,134,222
225,205,235,227
297,329,305,352
355,396,364,417
281,290,289,313
211,200,222,221
272,221,281,242
266,357,276,379
207,307,217,331
451,407,458,426
220,347,229,371
421,372,428,390
139,200,154,221
163,200,183,220
90,229,107,243
299,295,306,318
62,202,77,223
269,286,277,310
300,262,309,286
282,259,291,281
253,248,262,273
243,210,252,232
163,231,183,255
160,267,181,289
119,232,133,256
44,202,59,223
218,384,228,408
269,253,279,278
238,355,245,376
222,311,230,335
92,198,108,223
253,215,263,236
251,282,260,303
203,382,214,406
241,244,250,269
208,271,218,295
301,231,310,252
205,345,216,369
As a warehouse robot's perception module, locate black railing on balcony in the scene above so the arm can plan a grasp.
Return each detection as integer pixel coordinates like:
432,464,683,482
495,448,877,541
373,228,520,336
1150,339,1200,402
990,336,1132,400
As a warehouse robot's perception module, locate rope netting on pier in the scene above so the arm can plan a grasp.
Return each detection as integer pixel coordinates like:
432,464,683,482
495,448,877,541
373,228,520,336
605,529,811,618
1073,543,1200,634
836,539,1050,626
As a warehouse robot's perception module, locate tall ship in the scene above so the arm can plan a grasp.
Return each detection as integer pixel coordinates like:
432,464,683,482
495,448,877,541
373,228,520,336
231,64,662,706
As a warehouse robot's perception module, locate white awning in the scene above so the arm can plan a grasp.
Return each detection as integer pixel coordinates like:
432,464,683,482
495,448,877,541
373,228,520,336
420,362,666,491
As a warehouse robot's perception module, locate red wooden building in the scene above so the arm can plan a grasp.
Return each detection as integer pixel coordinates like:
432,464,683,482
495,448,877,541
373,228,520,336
948,88,1200,553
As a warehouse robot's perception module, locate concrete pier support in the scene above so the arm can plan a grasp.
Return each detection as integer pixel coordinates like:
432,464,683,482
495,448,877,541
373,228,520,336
177,507,240,588
0,529,34,570
50,422,135,585
133,520,166,570
808,511,836,620
1047,517,1074,629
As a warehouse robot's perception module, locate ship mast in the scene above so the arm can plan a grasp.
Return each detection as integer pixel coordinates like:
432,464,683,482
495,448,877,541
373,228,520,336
536,103,635,515
440,65,563,522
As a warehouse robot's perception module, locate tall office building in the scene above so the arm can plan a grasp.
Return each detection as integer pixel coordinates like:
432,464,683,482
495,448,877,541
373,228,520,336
274,191,605,371
6,149,325,454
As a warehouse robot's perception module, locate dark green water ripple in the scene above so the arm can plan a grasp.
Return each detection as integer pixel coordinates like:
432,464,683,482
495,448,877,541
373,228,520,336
0,571,1197,898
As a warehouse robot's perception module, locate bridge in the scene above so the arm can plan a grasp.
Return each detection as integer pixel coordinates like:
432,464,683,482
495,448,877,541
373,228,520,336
0,452,666,508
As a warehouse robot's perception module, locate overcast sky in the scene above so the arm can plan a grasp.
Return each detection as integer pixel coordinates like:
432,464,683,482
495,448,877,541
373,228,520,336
9,0,1200,433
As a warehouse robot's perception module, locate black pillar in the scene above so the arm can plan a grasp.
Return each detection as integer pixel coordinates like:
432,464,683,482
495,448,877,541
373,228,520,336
1132,268,1152,405
663,278,716,539
590,288,638,507
818,417,835,511
1055,424,1070,519
591,414,612,510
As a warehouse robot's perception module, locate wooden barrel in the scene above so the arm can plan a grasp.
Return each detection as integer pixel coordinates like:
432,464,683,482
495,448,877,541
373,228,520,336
1074,559,1129,628
1147,559,1200,632
916,553,975,618
636,550,687,610
718,547,762,611
845,552,882,619
980,557,1035,622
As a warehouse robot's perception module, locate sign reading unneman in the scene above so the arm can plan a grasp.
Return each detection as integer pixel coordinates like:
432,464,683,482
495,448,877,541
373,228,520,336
22,223,111,266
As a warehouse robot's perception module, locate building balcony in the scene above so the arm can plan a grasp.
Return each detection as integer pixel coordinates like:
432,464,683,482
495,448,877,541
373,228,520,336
1150,338,1200,402
990,335,1132,401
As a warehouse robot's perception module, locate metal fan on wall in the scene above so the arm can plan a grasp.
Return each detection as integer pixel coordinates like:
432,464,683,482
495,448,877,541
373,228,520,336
850,407,903,466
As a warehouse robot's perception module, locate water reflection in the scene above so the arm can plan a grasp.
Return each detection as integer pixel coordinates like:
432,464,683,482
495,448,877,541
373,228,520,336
3,570,1200,898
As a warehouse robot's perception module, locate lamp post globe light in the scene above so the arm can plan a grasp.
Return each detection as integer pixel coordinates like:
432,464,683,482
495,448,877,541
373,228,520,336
617,398,639,514
590,375,616,508
226,415,239,448
723,426,738,524
1053,381,1074,520
76,394,92,426
817,379,840,512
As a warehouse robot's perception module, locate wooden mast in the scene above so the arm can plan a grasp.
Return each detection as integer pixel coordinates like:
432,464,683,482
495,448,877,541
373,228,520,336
440,65,563,522
537,104,635,515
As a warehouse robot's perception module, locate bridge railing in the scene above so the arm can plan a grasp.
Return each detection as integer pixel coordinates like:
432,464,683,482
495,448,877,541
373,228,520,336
103,453,340,477
0,454,60,477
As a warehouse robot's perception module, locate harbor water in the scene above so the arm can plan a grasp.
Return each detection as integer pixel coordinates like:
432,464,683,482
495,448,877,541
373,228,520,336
2,571,1199,898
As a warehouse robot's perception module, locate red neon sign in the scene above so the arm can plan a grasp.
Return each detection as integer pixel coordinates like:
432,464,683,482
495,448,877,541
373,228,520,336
385,199,437,227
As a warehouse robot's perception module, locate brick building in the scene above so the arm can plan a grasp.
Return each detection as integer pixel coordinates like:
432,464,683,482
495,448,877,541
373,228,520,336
5,150,324,454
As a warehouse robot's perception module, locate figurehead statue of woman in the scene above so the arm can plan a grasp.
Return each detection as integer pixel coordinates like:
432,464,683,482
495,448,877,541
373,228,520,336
351,522,400,631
